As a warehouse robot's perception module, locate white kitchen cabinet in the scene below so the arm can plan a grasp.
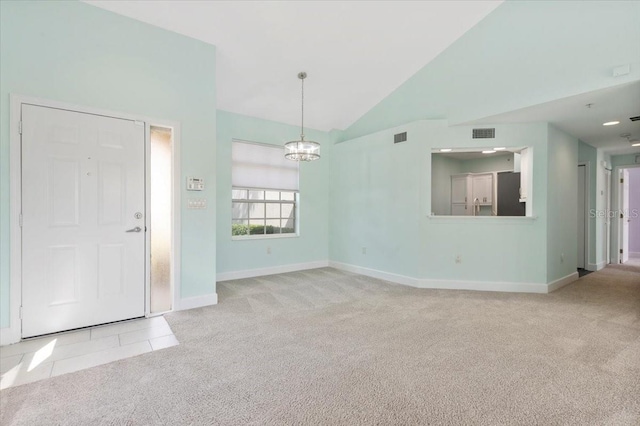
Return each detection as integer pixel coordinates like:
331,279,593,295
450,173,495,215
451,203,470,216
472,173,493,205
451,175,470,204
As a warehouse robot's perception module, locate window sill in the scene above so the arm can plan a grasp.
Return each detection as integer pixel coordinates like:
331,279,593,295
427,215,538,221
232,233,300,241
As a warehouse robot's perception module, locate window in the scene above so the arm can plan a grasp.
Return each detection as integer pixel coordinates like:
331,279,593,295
231,140,299,238
232,189,296,236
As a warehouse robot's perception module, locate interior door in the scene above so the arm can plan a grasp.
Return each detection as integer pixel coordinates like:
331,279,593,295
21,104,146,337
621,169,630,263
577,165,586,269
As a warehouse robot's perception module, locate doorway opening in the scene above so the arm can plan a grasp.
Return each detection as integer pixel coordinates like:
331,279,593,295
150,126,174,314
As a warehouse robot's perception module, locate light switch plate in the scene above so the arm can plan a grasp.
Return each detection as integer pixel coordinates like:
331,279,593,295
187,198,207,209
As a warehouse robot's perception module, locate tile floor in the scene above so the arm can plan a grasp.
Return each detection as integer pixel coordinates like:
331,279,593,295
0,316,178,390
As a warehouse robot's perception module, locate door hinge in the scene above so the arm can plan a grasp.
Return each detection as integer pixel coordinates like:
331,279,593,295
620,213,624,219
620,178,624,183
19,213,23,227
620,249,623,254
18,121,22,135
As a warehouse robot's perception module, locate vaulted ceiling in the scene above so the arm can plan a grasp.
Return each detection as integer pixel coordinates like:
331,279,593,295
85,0,502,131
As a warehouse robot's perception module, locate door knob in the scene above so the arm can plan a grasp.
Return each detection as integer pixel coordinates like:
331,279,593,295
126,227,142,233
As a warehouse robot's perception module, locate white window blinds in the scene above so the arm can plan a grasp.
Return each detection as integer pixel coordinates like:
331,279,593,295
232,140,299,191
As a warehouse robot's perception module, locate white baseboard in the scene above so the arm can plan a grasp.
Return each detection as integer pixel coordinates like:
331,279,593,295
329,261,549,294
328,261,421,287
547,271,579,292
588,261,607,271
217,260,329,282
0,326,21,346
176,293,218,311
417,278,548,293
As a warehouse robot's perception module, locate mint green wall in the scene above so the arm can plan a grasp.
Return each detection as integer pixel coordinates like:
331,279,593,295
0,1,217,328
344,1,640,140
330,121,425,278
611,154,640,168
431,155,462,215
216,111,331,274
331,121,550,285
578,141,598,267
547,125,579,282
460,153,514,174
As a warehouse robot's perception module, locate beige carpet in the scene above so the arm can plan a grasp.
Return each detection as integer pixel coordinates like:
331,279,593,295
1,263,639,425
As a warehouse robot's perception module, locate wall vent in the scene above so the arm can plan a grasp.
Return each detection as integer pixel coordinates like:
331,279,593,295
472,128,495,139
394,132,407,143
630,115,640,122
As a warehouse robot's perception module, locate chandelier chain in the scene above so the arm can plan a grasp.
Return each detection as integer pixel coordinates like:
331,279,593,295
300,77,304,140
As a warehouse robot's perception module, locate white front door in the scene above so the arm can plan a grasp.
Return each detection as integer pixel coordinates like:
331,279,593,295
621,169,630,263
21,104,146,338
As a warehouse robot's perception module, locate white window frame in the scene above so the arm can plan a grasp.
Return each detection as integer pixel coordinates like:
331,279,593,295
231,187,299,240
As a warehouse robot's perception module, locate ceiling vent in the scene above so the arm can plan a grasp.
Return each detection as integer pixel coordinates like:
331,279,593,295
630,116,640,122
394,132,407,143
472,128,495,139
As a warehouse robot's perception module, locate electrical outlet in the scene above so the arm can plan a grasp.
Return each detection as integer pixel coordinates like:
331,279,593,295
362,247,367,255
455,255,462,264
267,247,271,255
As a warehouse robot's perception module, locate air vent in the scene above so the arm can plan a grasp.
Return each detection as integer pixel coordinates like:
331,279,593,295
394,132,407,143
630,116,640,122
472,128,495,139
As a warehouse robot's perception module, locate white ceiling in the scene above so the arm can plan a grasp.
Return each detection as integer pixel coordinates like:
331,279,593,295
469,81,640,156
85,0,502,131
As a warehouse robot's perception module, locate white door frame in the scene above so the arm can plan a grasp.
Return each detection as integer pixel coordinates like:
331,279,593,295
5,94,181,345
611,164,640,265
603,168,611,266
577,162,590,270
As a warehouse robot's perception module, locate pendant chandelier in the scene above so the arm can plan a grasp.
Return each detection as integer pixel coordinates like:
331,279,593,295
284,72,320,161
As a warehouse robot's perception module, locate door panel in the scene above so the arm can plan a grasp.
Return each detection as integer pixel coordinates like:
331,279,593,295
21,104,145,337
621,169,630,263
497,172,525,216
577,165,586,269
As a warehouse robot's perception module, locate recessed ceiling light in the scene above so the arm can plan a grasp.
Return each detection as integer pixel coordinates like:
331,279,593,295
603,121,620,126
482,150,496,154
494,147,506,151
440,148,452,152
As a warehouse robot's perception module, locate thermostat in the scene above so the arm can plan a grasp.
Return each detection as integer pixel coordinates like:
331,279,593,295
187,177,204,191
